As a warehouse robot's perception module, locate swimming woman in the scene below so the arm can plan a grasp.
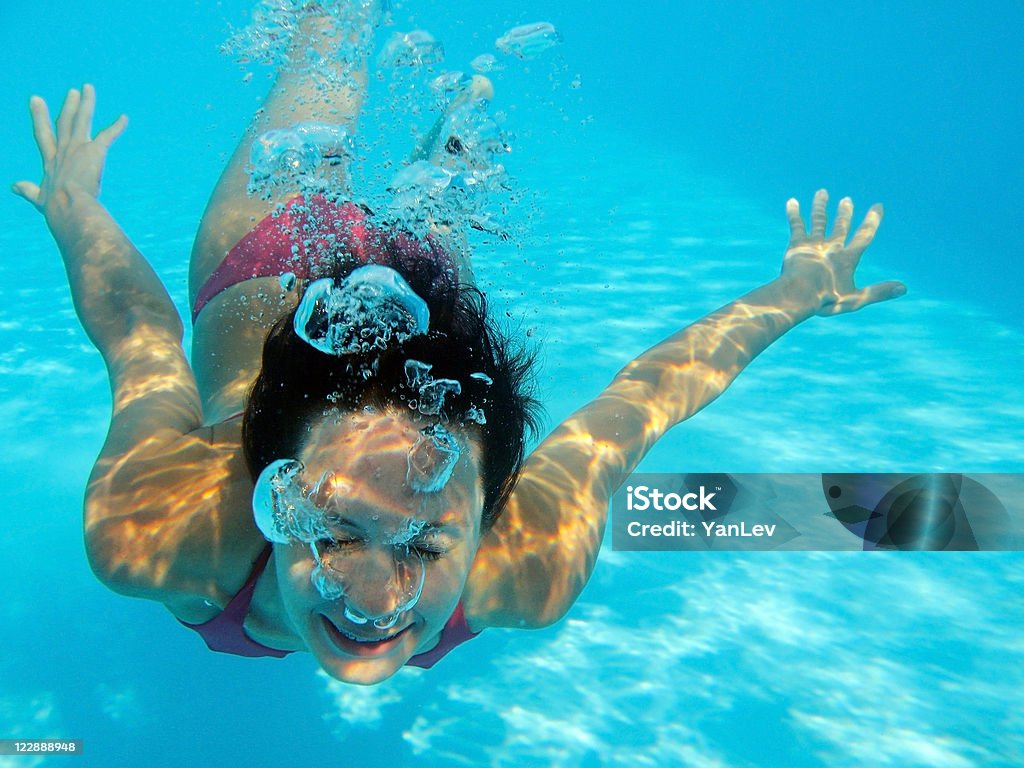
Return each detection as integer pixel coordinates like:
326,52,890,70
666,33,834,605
13,5,905,685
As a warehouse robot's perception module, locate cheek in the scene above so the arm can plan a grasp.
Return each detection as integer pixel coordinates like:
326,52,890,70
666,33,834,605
278,550,318,606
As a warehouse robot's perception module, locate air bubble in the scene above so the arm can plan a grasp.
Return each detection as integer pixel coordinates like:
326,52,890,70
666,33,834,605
385,518,428,547
495,22,561,60
470,53,499,73
465,407,487,425
417,378,461,417
379,30,445,69
404,359,433,389
293,266,430,357
386,102,512,239
430,71,472,102
223,1,383,84
406,424,461,493
248,123,353,199
253,458,336,544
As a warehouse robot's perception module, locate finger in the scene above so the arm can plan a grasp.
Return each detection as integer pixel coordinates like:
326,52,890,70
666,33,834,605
785,198,806,243
830,197,853,242
56,88,81,146
846,203,884,259
28,96,57,164
72,83,96,141
11,180,42,205
810,188,828,239
94,114,128,147
828,280,906,314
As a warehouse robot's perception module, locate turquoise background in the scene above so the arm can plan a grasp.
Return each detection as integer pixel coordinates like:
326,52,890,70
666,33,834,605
1,2,1021,765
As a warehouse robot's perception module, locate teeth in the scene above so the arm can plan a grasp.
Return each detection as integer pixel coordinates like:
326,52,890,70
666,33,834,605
329,619,400,644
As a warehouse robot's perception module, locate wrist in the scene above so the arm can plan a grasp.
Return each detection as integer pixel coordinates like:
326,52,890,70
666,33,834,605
770,271,829,318
44,183,101,228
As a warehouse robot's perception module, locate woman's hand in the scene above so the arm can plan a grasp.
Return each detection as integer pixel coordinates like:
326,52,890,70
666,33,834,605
11,84,127,217
782,189,906,316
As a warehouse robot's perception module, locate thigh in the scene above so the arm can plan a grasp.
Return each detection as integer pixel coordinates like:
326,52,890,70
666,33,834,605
190,18,368,301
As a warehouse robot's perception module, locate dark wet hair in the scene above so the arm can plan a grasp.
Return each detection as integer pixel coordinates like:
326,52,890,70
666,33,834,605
242,252,541,529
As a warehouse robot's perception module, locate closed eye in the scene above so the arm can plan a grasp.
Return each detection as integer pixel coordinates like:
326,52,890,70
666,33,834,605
413,546,446,562
318,536,362,553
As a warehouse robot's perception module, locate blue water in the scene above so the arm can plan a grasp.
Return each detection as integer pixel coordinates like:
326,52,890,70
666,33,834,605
1,1,1022,766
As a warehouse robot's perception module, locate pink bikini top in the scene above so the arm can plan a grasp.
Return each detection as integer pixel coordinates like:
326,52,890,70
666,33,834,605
179,544,478,669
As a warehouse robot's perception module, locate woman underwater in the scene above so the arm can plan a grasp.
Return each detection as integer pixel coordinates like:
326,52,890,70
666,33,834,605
13,5,905,685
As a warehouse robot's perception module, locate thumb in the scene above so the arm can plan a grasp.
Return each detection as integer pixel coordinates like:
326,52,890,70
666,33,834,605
11,180,41,206
94,114,128,148
857,280,907,307
825,281,907,315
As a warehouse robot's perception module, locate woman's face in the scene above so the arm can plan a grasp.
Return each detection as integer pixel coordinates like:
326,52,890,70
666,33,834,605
274,408,484,685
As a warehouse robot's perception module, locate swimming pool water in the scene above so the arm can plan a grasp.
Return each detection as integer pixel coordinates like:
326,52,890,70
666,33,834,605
0,1,1021,766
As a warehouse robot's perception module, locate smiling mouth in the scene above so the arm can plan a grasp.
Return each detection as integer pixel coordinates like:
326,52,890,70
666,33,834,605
321,616,412,657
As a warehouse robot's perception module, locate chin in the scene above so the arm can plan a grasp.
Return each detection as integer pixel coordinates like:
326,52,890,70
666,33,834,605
320,656,405,686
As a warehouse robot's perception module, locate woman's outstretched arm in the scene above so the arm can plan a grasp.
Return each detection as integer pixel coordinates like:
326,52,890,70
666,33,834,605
13,83,202,442
14,85,208,590
466,190,906,628
14,87,182,366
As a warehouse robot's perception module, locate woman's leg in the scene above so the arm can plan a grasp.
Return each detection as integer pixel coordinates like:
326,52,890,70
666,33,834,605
190,13,372,301
190,9,375,422
410,74,495,287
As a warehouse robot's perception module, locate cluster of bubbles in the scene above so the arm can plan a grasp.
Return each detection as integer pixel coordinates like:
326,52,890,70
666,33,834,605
407,423,461,493
376,20,559,74
403,359,488,424
293,265,430,356
248,122,354,199
374,20,562,239
254,458,336,545
400,359,490,491
223,0,386,80
403,359,459,416
232,12,564,591
378,29,444,69
385,87,512,239
229,2,563,241
253,456,427,618
290,265,489,495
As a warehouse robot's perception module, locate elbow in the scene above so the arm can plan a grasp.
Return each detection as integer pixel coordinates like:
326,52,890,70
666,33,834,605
520,603,573,630
84,525,131,596
83,474,160,599
510,574,585,630
487,602,572,631
83,517,156,600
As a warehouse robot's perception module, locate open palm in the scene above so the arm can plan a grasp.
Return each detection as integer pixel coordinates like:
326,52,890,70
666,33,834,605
12,84,127,216
783,189,906,316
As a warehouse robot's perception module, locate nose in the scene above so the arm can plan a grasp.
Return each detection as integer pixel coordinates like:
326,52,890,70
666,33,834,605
340,548,417,626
